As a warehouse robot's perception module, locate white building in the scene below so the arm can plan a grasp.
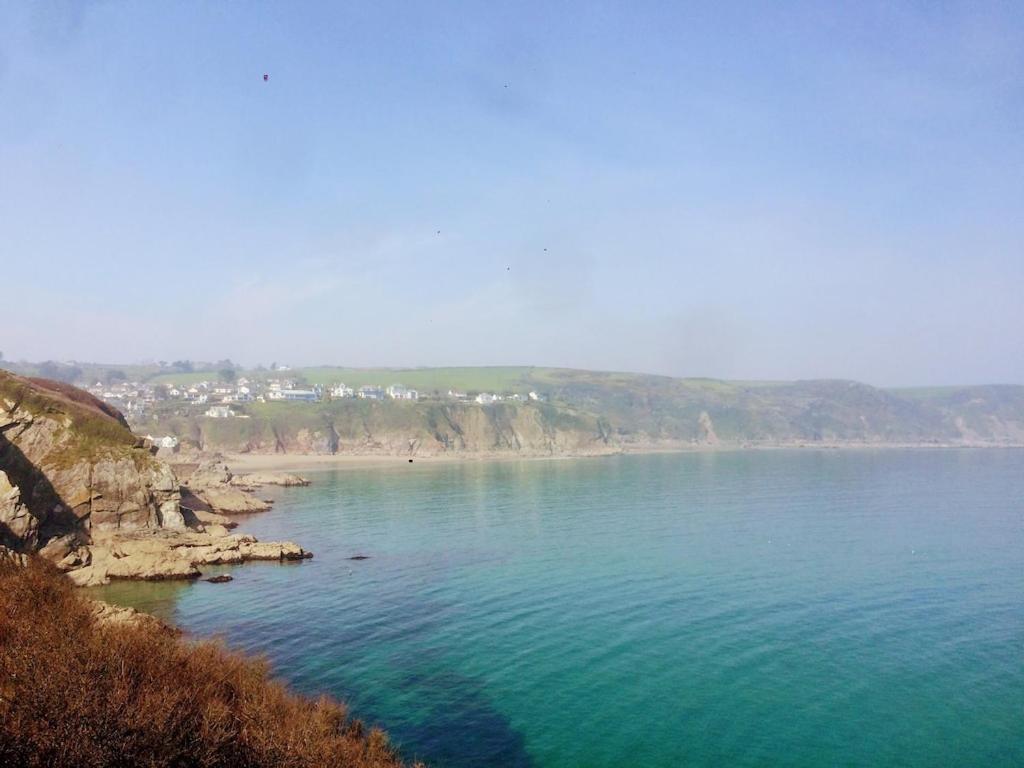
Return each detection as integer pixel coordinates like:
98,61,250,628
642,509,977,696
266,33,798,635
386,385,418,401
330,383,354,398
475,393,500,405
204,405,235,418
267,389,319,402
146,435,179,449
357,385,385,400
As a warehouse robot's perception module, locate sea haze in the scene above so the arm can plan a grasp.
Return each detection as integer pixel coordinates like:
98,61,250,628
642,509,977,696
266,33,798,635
96,450,1024,767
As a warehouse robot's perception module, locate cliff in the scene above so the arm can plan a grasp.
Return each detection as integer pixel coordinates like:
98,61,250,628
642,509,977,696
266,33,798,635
0,370,310,585
140,376,1024,457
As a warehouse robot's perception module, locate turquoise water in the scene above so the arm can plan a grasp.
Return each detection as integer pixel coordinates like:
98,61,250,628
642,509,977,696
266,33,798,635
96,451,1024,767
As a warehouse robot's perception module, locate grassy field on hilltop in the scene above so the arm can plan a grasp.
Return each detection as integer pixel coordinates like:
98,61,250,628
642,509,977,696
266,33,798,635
296,366,538,392
148,366,540,391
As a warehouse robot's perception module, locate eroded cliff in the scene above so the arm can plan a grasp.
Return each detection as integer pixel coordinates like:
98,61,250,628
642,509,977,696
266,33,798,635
0,370,310,585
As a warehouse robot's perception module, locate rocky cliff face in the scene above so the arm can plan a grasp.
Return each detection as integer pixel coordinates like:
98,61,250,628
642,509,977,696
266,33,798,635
0,371,183,557
0,371,311,584
157,400,618,456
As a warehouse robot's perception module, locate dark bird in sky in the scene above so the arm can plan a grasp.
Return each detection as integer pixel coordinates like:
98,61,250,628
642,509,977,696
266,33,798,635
263,73,269,82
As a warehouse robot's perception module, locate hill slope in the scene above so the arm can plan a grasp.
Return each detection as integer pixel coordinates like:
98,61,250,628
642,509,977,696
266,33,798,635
135,368,1024,455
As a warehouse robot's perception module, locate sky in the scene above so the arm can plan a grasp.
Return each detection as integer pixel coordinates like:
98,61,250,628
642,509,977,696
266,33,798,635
1,1,1022,386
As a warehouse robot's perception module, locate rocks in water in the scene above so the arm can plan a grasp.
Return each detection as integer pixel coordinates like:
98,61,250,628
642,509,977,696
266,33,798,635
183,461,274,515
349,554,370,560
240,540,312,561
194,485,273,515
64,529,312,587
205,574,233,584
230,471,311,488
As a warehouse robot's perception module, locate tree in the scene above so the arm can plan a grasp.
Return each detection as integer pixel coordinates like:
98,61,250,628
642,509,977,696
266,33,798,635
38,361,82,384
172,360,194,373
153,384,169,400
218,368,237,385
105,369,127,385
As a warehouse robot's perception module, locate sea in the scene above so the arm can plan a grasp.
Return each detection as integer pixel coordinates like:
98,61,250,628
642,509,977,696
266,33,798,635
94,450,1024,767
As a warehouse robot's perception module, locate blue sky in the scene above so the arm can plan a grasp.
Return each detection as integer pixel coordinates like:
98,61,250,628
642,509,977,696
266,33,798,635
1,1,1021,385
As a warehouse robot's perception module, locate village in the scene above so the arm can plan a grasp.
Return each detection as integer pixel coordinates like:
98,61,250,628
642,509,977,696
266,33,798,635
88,373,547,421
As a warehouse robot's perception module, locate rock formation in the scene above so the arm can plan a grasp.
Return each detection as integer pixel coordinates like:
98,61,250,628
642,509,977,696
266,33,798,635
0,370,311,585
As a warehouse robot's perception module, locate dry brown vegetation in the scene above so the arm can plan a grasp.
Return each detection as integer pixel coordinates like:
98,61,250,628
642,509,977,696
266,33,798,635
0,559,420,768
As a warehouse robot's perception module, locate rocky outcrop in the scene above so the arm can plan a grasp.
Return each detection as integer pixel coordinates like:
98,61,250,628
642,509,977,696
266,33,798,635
0,372,184,552
88,598,177,634
67,529,312,587
231,471,311,487
0,371,311,585
180,460,274,515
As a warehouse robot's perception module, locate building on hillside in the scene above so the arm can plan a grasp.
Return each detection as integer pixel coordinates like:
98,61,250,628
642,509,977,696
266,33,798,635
357,385,385,400
267,389,319,402
204,405,235,418
330,384,354,398
447,389,467,400
386,385,419,401
475,393,500,405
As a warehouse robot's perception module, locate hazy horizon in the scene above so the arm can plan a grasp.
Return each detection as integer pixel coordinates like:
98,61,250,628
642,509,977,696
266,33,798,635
2,2,1022,387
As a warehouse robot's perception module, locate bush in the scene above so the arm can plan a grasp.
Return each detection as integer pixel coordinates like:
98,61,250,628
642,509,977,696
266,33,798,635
0,560,419,768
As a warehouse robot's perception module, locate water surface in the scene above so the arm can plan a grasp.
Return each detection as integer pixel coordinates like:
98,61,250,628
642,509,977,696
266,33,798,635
96,450,1024,767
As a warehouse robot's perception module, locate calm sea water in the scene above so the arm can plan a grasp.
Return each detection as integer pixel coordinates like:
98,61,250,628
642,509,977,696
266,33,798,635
95,450,1024,767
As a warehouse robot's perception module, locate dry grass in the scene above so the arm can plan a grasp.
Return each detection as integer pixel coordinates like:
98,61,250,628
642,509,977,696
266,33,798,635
0,560,421,768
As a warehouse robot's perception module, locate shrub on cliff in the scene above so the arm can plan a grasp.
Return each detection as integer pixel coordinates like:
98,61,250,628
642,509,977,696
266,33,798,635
0,560,419,768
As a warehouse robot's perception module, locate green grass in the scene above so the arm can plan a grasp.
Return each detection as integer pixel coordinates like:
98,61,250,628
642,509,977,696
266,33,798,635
295,366,538,392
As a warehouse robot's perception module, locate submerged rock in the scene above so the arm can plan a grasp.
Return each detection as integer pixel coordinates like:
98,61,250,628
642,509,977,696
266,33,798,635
205,574,233,584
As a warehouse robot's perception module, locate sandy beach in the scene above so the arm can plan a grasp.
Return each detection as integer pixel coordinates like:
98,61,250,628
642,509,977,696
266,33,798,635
220,441,1022,474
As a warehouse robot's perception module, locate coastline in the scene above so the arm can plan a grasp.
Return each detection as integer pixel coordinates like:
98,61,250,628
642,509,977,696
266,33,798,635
222,441,1024,473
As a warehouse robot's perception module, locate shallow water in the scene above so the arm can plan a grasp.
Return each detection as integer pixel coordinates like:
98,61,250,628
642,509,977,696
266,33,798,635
95,450,1024,767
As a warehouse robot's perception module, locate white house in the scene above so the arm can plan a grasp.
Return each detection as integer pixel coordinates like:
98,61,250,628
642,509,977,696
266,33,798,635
205,405,234,418
475,393,500,405
330,383,354,398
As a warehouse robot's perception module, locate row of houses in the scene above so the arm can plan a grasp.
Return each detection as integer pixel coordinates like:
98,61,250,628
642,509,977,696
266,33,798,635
474,391,544,405
91,374,548,421
328,384,419,401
